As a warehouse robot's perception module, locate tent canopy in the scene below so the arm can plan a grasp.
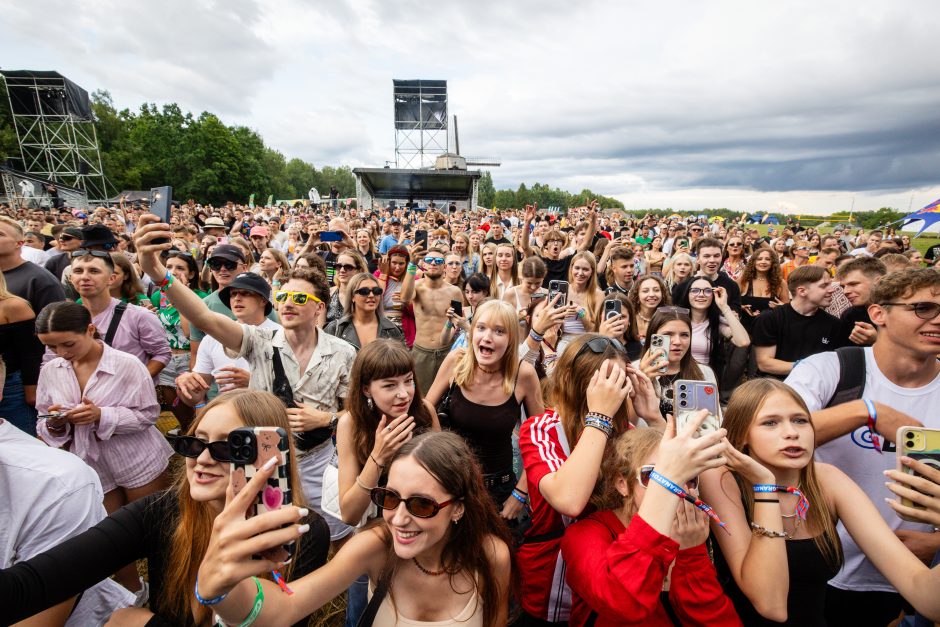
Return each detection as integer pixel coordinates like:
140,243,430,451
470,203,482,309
354,167,481,202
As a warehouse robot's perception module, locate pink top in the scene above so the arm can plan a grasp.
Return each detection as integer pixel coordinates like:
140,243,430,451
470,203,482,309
36,343,169,473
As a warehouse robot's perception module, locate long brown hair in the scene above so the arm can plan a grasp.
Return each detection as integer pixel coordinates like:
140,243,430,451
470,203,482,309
722,379,843,570
547,333,633,447
162,389,308,624
345,340,433,466
739,248,784,298
378,431,516,626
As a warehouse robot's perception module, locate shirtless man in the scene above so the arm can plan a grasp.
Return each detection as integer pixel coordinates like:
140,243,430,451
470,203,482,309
401,245,463,395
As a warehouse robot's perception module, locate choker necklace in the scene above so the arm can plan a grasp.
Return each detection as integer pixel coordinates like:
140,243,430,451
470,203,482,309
477,364,499,375
413,557,446,576
638,312,652,322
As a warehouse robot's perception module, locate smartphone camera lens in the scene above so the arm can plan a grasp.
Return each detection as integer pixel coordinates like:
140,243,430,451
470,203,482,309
241,445,253,459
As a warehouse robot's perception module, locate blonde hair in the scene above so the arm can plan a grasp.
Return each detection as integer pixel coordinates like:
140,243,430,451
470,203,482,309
567,251,601,330
453,300,519,395
0,269,12,300
0,215,25,238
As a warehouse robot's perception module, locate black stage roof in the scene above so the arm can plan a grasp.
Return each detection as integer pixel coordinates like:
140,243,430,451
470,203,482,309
353,167,480,202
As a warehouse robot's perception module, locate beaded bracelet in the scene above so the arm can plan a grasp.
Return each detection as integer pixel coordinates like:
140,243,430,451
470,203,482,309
750,521,788,538
863,399,882,454
195,576,227,606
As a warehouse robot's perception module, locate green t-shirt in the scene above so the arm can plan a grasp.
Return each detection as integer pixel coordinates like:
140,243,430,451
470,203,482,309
150,288,209,350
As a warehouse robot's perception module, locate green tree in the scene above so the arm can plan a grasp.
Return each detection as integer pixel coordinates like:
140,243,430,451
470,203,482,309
0,80,21,165
477,170,495,208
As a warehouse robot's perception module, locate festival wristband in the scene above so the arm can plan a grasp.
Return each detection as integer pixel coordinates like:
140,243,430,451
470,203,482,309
510,489,528,505
407,263,418,275
753,484,809,520
648,471,730,534
863,399,882,454
529,328,544,343
194,576,228,606
232,576,264,626
153,271,172,288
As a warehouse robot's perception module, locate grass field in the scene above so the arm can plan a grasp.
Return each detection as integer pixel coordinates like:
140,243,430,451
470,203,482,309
749,224,940,256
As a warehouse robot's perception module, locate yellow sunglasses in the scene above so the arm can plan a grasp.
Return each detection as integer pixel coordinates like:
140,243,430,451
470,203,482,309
273,290,322,306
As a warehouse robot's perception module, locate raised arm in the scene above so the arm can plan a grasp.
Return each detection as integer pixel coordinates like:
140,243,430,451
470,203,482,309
521,204,537,257
134,214,245,352
714,287,750,348
576,201,599,253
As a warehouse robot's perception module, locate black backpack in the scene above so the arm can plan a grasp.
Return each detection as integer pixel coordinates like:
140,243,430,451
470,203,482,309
824,346,866,408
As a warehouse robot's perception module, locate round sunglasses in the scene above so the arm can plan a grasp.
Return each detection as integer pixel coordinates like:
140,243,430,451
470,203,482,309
353,286,383,297
637,464,698,490
370,486,457,518
166,428,233,462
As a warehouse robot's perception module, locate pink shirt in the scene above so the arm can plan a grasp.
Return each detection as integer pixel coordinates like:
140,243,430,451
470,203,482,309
36,342,170,491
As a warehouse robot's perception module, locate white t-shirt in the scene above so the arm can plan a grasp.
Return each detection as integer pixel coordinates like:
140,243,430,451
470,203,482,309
786,348,940,592
194,318,281,381
0,419,135,624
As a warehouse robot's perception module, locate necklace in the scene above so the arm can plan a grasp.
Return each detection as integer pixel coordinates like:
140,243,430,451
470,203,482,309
477,364,499,375
638,312,652,322
412,557,447,576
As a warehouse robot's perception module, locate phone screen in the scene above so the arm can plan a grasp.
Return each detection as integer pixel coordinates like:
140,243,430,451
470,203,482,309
320,231,343,242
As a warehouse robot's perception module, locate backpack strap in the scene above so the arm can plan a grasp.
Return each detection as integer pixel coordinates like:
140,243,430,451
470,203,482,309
103,301,128,347
356,573,391,627
825,346,867,408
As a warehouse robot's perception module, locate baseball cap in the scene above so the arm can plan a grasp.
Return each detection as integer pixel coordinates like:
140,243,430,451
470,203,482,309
249,226,269,238
207,244,246,264
390,217,401,225
218,272,273,315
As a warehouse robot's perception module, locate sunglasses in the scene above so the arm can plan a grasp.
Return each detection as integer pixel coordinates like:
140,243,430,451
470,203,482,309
353,286,383,297
424,257,445,265
656,306,690,315
274,290,322,305
71,250,111,259
208,259,239,271
881,301,940,320
727,242,743,248
574,336,625,362
637,464,698,490
166,428,233,462
794,246,810,251
370,486,457,518
335,263,359,272
59,235,77,242
689,287,714,297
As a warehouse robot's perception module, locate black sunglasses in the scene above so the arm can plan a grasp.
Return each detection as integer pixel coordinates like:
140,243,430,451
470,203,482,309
208,259,239,271
335,263,359,272
370,486,457,518
71,249,111,259
59,234,78,242
574,336,625,362
354,286,383,297
166,428,233,462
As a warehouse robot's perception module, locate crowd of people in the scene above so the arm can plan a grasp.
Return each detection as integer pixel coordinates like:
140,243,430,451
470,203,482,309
1,197,940,626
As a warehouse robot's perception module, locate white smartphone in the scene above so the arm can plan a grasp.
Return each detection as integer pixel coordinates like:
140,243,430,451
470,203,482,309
650,334,670,374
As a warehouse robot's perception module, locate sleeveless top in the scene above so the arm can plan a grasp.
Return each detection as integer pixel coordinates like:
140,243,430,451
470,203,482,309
327,289,344,325
448,373,522,475
372,590,483,626
714,536,839,627
741,281,773,333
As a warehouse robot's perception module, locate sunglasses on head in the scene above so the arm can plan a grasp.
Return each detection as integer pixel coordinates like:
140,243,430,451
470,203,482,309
166,428,233,462
370,486,457,518
71,249,111,259
657,306,690,315
335,263,359,272
574,336,625,362
208,259,238,271
274,290,322,305
638,464,698,490
424,256,445,265
354,286,383,297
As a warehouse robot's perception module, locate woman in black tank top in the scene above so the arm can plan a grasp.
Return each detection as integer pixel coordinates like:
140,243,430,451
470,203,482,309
701,379,940,626
737,248,788,332
426,300,544,514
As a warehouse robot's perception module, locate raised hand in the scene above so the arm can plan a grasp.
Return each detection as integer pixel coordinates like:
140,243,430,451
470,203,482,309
653,411,728,487
371,413,416,466
585,359,629,418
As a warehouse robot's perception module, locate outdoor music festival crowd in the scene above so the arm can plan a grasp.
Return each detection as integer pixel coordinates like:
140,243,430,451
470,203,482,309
1,197,940,627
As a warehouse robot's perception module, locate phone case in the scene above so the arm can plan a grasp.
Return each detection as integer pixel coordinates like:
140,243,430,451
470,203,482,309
674,380,721,438
896,427,940,522
230,427,295,563
650,334,671,373
549,281,568,308
604,299,621,320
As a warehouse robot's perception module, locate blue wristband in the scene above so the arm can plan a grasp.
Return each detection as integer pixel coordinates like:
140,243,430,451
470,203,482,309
194,575,227,606
511,489,527,505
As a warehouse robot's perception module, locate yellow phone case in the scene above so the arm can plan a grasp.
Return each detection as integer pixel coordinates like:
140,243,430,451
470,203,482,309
896,427,940,522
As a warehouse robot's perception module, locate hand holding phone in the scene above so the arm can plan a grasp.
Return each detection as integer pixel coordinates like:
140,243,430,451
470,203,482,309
673,380,722,438
450,299,463,317
650,334,671,374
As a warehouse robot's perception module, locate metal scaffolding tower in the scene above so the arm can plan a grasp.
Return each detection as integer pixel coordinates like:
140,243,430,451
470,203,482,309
1,70,110,202
393,80,448,169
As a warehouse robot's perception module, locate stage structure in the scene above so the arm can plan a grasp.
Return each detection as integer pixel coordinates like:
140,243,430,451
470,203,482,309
393,80,448,169
0,70,110,202
0,165,88,210
354,167,481,214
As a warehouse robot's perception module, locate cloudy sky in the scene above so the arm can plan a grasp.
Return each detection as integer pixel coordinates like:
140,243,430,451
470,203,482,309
4,0,940,215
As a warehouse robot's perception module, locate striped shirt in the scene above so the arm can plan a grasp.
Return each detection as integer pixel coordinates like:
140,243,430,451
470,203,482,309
36,342,171,492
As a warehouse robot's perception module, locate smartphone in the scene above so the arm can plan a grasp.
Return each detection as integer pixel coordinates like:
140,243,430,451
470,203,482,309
229,427,295,563
415,229,429,248
650,334,671,374
603,299,621,321
673,380,722,438
548,280,569,308
450,299,463,317
896,427,940,522
325,260,336,284
319,230,343,242
149,186,172,244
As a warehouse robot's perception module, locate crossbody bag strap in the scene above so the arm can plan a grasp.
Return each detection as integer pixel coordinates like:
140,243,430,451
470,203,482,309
104,301,128,347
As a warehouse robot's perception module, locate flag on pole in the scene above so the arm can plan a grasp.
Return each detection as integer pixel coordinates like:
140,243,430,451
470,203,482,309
248,194,255,208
